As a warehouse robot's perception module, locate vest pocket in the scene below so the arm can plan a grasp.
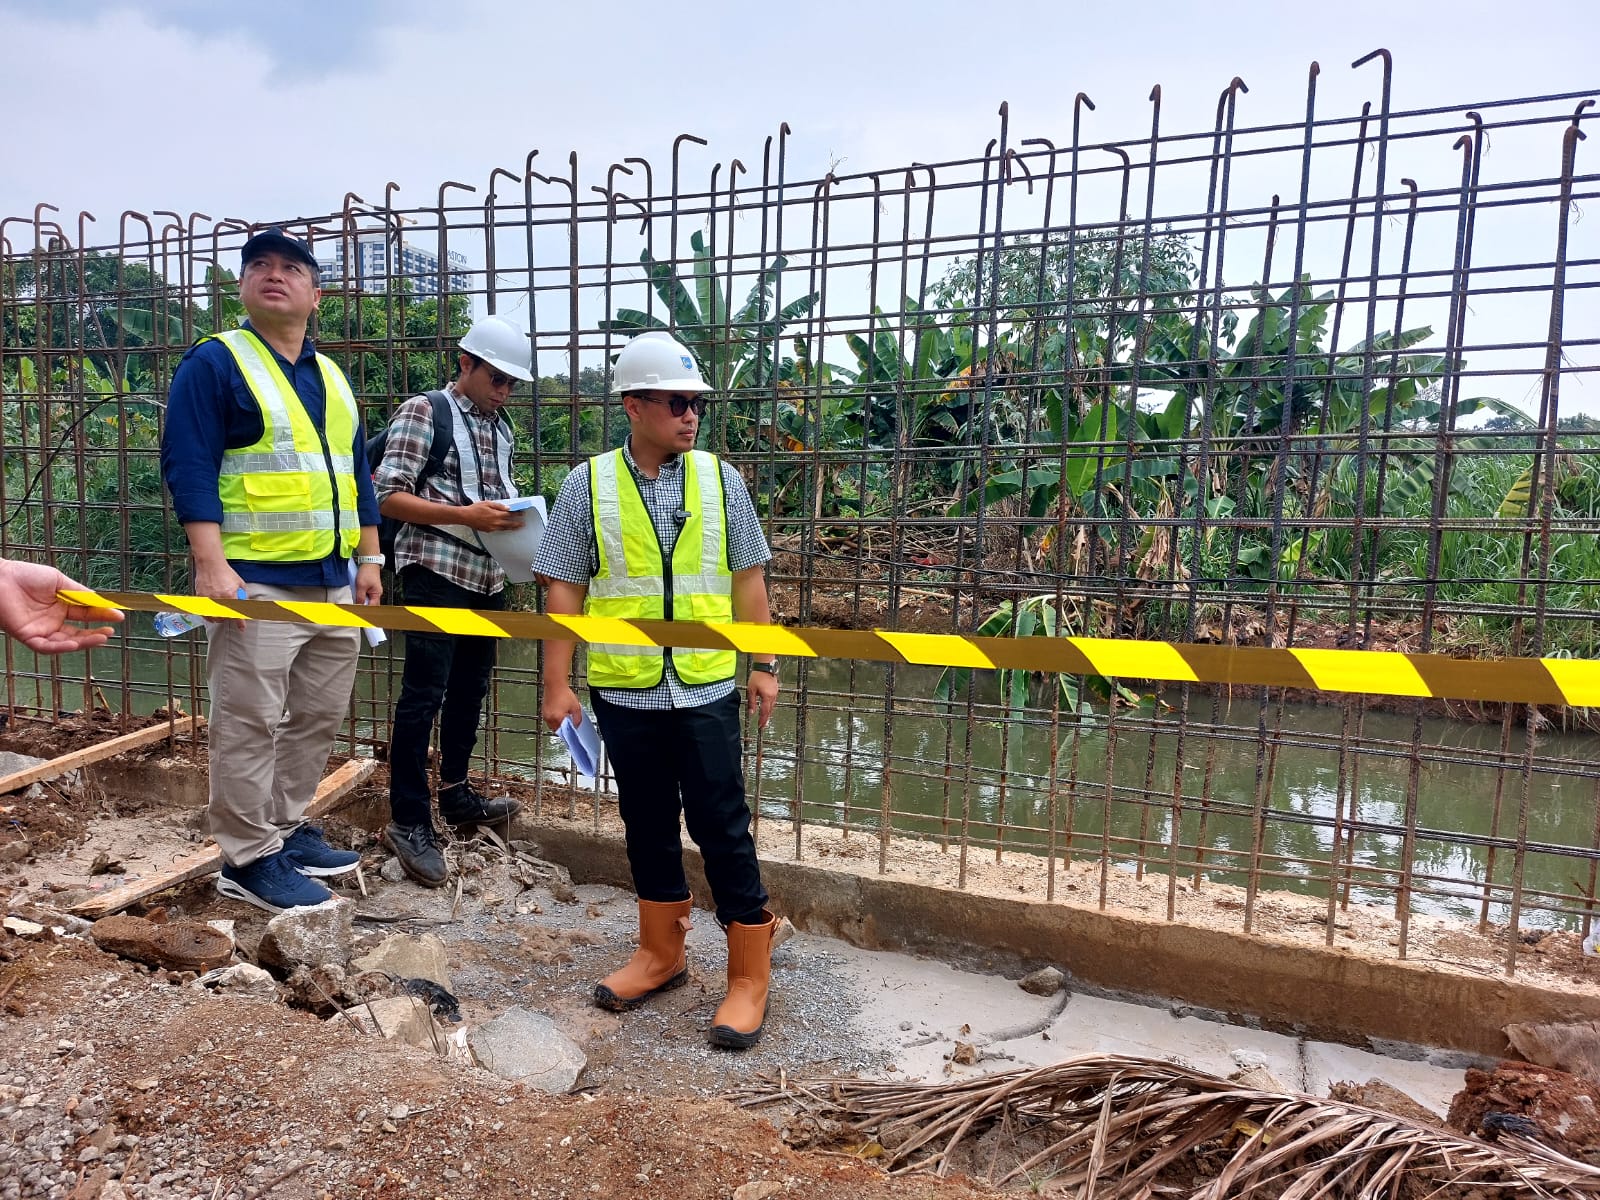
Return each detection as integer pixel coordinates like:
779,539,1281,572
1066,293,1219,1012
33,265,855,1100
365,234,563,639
240,474,318,554
241,473,313,505
252,529,320,554
677,591,733,624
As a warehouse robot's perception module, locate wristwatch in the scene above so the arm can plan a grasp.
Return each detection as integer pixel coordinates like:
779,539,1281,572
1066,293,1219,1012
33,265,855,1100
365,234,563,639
353,555,386,567
749,660,779,680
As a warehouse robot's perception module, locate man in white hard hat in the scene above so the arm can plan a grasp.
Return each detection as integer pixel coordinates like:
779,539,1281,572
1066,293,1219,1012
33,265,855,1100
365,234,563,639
536,330,782,1050
372,314,533,886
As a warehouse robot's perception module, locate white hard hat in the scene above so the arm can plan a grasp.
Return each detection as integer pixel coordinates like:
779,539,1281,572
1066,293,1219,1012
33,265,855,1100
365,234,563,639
459,315,534,382
612,330,713,394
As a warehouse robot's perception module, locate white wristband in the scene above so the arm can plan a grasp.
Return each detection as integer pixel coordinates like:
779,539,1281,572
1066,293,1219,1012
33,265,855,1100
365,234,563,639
353,555,385,567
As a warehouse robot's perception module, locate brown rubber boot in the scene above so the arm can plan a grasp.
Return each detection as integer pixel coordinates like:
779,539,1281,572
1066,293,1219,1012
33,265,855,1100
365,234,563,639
709,909,777,1049
593,897,692,1012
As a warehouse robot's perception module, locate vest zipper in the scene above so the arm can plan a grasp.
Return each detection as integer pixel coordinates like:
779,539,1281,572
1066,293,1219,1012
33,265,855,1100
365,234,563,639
626,453,676,675
314,409,342,555
247,328,346,559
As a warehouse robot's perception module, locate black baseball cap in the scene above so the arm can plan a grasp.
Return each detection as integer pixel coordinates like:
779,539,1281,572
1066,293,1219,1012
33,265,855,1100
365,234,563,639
241,227,319,274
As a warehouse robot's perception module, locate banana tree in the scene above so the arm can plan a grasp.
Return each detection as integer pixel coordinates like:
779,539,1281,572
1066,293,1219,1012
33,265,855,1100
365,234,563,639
950,388,1187,534
601,228,818,448
839,300,968,455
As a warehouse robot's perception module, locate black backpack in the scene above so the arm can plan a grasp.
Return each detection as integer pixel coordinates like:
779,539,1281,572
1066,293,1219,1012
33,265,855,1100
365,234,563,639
365,389,452,571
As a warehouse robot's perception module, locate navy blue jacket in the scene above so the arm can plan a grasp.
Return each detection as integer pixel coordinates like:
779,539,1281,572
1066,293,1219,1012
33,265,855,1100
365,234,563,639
160,323,380,588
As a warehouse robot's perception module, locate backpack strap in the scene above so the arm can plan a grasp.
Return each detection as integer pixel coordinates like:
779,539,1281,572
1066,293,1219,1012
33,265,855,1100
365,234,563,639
414,390,452,490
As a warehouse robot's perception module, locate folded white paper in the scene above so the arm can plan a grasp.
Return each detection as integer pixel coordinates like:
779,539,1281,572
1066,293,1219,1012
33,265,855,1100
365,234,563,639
476,494,548,584
346,560,387,647
557,708,602,778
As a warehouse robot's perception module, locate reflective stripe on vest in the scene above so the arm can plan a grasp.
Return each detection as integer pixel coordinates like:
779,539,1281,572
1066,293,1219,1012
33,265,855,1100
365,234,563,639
211,329,361,562
431,390,517,550
586,448,734,688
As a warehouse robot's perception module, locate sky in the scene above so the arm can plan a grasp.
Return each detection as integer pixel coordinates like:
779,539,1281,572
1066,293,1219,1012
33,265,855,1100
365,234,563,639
2,0,1596,413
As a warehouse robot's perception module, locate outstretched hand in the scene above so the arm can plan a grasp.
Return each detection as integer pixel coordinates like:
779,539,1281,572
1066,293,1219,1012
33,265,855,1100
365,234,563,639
0,558,123,654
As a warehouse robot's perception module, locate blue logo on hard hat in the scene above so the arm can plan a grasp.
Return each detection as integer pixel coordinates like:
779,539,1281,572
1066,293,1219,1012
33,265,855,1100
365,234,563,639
680,355,694,370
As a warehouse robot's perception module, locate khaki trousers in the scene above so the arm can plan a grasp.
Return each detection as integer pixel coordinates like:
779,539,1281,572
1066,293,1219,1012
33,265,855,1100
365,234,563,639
204,582,360,867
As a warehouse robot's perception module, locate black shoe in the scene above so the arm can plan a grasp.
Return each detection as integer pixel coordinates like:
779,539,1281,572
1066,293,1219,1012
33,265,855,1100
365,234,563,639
438,781,522,827
382,821,447,888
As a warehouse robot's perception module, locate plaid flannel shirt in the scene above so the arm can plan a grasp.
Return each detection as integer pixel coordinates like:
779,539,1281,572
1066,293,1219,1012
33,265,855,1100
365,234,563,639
372,384,514,596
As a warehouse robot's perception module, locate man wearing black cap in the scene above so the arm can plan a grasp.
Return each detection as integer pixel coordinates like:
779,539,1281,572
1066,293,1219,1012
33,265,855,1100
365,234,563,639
161,227,383,913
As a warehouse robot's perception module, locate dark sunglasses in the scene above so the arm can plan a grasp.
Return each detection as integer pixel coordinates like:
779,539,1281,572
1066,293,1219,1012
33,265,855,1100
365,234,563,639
641,394,709,418
469,356,516,389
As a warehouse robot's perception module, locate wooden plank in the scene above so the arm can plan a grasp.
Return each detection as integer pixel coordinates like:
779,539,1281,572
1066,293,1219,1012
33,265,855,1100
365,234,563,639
69,757,377,920
0,715,204,795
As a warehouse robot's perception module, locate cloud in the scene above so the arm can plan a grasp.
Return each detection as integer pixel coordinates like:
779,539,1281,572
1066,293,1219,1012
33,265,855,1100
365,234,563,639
1,0,1592,412
4,0,1594,232
1,0,406,75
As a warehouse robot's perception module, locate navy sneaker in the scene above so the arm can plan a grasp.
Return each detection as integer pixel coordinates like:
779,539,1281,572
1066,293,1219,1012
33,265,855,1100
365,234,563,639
217,850,333,913
281,823,361,877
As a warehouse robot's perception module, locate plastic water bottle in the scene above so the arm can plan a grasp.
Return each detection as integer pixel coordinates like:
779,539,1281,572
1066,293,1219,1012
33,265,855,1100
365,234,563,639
154,588,246,637
153,611,207,637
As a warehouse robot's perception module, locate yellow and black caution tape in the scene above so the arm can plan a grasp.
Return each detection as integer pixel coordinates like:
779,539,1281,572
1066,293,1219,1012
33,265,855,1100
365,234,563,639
62,588,1600,708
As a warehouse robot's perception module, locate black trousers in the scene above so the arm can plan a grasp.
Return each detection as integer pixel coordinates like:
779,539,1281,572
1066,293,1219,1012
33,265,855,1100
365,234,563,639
388,565,507,828
591,689,768,928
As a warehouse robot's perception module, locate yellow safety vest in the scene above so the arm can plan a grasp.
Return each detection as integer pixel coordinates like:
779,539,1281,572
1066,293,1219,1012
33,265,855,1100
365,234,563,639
209,328,361,563
586,448,735,688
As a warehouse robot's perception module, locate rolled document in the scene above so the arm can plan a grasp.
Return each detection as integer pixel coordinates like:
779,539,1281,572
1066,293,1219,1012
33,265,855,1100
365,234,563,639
347,560,387,648
557,708,601,778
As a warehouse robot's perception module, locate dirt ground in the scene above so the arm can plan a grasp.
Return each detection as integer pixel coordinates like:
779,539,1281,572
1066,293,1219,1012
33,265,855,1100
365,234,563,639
3,711,1598,1200
1,713,1001,1199
0,936,992,1200
0,709,196,855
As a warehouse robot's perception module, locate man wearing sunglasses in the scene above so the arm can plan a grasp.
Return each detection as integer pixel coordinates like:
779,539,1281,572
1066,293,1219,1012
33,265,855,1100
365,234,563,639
372,315,534,887
537,329,782,1050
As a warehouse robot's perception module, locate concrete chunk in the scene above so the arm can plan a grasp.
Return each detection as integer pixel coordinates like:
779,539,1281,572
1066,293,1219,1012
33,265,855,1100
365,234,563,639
257,897,354,972
351,932,453,990
1018,966,1066,996
469,1006,585,1092
337,995,440,1050
192,962,279,1001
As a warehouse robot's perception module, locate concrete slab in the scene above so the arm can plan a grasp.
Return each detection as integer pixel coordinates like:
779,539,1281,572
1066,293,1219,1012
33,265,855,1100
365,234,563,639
527,817,1600,1059
833,946,1466,1116
1302,1041,1463,1116
328,851,1477,1115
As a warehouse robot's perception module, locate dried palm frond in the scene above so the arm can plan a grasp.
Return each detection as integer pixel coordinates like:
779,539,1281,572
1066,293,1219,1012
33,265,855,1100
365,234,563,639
726,1054,1600,1198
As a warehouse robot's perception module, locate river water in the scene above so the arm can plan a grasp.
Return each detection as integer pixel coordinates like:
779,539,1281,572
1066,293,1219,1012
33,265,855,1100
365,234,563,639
737,657,1600,927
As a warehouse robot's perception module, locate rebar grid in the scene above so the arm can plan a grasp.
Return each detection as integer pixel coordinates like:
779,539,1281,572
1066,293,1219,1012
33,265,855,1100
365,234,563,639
3,59,1598,975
